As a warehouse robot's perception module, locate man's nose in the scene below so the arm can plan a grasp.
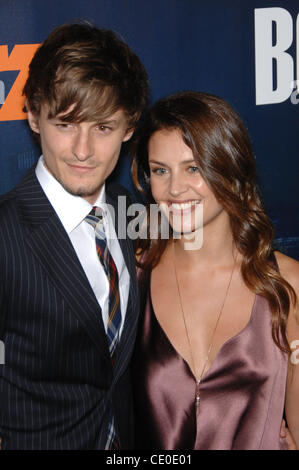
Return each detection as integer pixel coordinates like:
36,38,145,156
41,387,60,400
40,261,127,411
71,129,93,161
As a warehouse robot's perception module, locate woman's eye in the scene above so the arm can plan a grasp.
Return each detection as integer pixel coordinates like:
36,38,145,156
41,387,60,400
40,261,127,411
188,166,200,173
151,167,167,175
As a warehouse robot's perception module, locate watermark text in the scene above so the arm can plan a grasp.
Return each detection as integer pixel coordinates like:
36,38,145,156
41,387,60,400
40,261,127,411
0,340,4,364
0,80,5,105
290,339,299,365
102,197,203,251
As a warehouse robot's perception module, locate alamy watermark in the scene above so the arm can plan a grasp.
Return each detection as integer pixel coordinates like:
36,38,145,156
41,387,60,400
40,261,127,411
0,340,4,364
102,197,203,251
290,80,299,105
290,340,299,365
0,80,5,105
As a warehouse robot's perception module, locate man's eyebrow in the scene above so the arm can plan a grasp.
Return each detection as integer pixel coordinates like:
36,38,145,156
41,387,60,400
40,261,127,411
98,119,119,125
51,117,120,126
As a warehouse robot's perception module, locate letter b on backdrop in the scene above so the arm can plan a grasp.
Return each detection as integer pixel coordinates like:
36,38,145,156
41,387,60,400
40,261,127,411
255,7,298,105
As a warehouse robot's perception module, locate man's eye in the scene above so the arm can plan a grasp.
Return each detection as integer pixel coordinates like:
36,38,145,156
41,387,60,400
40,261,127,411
97,125,111,132
56,123,72,129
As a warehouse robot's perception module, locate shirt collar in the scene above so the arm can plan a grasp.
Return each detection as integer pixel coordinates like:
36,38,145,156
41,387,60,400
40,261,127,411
35,155,106,234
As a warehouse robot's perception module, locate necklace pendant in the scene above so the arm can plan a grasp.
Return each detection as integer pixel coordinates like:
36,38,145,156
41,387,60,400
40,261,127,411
195,380,200,410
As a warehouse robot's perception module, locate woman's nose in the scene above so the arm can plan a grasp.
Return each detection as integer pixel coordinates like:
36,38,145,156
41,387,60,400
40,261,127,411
168,172,188,197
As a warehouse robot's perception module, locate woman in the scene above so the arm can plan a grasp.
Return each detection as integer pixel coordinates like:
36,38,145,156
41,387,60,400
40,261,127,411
131,91,299,450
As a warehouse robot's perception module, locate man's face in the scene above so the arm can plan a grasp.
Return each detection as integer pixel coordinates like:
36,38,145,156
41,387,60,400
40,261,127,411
28,105,133,204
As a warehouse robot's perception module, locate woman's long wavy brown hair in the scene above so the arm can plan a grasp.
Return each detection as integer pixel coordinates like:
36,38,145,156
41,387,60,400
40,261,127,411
131,91,296,354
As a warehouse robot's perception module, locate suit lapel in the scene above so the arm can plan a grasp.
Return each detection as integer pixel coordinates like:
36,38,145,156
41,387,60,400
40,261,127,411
16,169,111,366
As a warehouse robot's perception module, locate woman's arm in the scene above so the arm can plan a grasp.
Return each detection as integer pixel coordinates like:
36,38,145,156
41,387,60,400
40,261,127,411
280,419,297,450
276,252,299,448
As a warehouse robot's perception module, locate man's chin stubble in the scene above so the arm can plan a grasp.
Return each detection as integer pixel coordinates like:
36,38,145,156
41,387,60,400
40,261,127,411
61,181,101,199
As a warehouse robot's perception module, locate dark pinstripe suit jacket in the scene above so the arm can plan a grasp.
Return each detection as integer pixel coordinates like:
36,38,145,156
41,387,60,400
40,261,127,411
0,167,139,450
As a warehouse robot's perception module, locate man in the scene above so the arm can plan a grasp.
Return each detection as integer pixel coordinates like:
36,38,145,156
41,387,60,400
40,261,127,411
0,22,148,450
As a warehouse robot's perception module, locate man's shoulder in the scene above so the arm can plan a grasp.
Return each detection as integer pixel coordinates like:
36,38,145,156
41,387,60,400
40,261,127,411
0,189,20,245
0,167,38,220
106,182,136,203
0,187,18,215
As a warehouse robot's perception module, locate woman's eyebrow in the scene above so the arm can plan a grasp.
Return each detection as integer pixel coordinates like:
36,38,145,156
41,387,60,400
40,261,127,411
149,158,197,165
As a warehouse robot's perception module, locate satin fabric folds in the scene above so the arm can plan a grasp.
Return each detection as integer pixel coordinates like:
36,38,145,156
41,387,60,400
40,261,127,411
132,270,288,450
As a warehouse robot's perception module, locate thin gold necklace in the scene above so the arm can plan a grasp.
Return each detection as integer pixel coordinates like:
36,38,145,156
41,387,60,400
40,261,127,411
172,241,237,414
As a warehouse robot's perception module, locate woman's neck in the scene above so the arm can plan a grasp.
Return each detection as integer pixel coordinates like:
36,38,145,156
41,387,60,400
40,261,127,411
171,214,237,269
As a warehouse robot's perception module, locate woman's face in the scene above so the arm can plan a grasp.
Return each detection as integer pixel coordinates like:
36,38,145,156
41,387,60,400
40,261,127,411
148,128,225,237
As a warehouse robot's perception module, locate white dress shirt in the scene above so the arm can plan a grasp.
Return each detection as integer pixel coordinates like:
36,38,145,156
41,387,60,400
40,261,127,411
35,155,130,337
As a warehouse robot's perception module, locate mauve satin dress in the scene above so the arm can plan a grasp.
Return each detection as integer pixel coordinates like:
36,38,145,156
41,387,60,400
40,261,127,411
132,269,288,450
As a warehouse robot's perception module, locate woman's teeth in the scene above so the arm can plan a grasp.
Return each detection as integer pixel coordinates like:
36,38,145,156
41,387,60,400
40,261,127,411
170,200,201,210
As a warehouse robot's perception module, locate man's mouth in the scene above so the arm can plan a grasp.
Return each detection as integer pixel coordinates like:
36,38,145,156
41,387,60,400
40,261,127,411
68,164,96,174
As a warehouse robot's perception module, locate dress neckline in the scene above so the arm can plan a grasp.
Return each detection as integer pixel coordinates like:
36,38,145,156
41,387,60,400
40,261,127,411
149,273,258,383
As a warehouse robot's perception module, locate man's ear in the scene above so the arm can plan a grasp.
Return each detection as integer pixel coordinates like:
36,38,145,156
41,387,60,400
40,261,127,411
27,108,40,134
123,127,135,143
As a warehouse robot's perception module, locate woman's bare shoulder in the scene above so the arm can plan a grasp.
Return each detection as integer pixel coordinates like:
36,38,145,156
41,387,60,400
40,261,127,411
274,251,299,291
275,251,299,326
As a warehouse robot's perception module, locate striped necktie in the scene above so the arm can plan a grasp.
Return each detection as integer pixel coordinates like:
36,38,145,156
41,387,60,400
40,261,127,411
85,206,121,449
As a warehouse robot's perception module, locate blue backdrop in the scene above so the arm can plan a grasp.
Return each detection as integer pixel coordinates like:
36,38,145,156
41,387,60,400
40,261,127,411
0,0,298,258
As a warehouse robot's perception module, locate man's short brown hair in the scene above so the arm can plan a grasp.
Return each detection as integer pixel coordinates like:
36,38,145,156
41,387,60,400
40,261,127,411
23,22,149,127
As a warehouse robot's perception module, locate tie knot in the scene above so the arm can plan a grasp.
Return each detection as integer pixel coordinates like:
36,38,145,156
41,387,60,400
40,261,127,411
90,206,103,218
85,206,104,231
